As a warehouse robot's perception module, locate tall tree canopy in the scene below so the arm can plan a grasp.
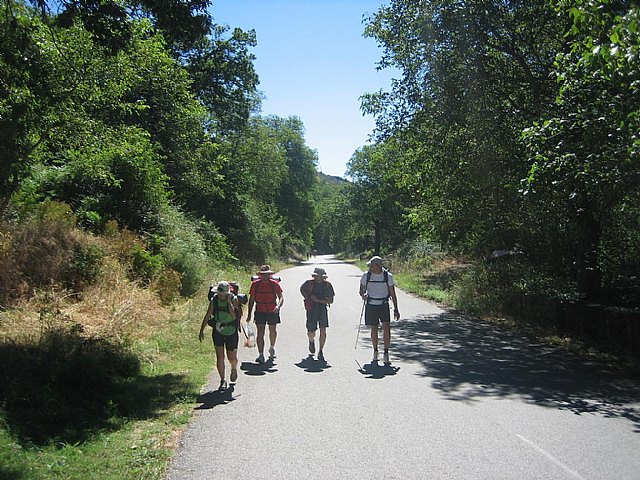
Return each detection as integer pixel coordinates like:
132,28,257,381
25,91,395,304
1,0,318,268
359,0,639,303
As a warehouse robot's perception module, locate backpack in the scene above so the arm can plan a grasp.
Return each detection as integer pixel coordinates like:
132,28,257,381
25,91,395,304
365,269,391,303
207,293,238,328
303,279,332,311
303,280,315,311
250,275,281,311
207,282,243,330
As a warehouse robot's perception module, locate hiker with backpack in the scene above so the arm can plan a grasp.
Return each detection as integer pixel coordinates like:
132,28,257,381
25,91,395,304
359,256,400,363
199,281,241,390
300,267,335,361
246,265,284,364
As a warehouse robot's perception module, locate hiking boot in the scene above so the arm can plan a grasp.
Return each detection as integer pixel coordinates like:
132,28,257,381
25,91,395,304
309,341,316,354
383,351,390,364
268,346,276,358
218,380,227,390
256,353,265,364
230,368,238,382
372,350,379,361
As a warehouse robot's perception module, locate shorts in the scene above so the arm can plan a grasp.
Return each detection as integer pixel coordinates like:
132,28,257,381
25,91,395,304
365,303,390,327
306,307,329,332
254,311,281,326
212,330,239,350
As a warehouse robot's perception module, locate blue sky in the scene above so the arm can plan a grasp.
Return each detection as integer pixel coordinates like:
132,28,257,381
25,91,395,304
210,0,395,178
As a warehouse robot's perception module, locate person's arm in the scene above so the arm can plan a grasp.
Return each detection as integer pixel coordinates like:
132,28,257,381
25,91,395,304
359,276,367,301
389,285,400,320
234,296,243,322
325,283,334,306
275,290,284,312
226,295,235,315
300,281,309,298
247,295,255,322
199,301,214,342
312,282,334,305
272,281,284,312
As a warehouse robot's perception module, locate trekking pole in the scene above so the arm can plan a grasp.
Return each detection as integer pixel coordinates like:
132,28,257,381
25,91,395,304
354,299,366,350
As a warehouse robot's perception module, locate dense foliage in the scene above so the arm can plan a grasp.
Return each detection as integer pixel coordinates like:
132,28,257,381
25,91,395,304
0,0,318,303
347,0,639,306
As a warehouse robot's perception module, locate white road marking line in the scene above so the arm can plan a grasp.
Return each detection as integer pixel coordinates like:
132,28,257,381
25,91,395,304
516,434,588,480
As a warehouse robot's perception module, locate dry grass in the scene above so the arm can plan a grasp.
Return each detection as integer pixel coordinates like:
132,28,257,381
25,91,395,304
64,257,170,340
0,256,170,345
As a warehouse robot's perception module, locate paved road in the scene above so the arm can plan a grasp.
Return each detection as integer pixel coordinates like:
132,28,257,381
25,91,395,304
166,256,640,480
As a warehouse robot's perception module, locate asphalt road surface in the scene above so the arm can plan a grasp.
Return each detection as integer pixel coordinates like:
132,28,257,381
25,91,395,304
166,255,640,480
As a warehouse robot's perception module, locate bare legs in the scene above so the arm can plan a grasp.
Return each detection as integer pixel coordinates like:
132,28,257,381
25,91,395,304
307,327,327,353
268,324,277,351
256,323,277,357
215,346,238,385
256,324,266,355
370,322,390,353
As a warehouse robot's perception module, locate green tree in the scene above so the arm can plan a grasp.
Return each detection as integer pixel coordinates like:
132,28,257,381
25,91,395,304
362,0,563,257
345,143,409,255
522,1,640,300
312,173,352,254
270,116,318,254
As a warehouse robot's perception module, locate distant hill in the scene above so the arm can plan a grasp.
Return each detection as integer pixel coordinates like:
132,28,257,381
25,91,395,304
318,171,349,185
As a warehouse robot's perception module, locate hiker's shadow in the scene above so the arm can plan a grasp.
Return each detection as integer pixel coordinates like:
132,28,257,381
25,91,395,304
240,359,278,376
295,355,332,373
358,360,400,379
195,385,236,410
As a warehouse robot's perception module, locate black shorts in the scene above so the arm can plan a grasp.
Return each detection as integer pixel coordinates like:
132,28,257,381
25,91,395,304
365,303,390,326
306,307,329,332
254,311,281,326
212,330,239,350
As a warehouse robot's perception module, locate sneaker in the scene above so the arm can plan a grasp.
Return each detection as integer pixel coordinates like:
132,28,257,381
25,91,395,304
309,341,316,354
218,380,227,390
268,346,276,358
230,368,238,382
383,351,390,364
373,350,379,361
256,353,265,364
318,351,325,361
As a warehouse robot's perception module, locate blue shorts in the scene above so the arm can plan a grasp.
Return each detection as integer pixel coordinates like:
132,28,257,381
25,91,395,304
365,303,390,326
306,307,329,332
254,311,281,326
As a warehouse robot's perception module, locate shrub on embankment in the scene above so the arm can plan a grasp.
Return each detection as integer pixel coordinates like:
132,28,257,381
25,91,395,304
385,241,640,363
0,200,250,478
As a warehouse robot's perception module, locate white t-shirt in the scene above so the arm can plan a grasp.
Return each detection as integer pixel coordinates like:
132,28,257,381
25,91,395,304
360,270,395,306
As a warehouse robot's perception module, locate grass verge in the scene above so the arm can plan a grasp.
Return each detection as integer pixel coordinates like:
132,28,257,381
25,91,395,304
0,290,219,479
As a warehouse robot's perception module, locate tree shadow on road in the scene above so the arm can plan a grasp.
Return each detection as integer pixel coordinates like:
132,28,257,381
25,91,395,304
295,355,332,373
392,311,640,433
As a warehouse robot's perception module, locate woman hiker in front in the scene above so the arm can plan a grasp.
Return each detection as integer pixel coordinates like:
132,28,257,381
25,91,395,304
199,281,240,390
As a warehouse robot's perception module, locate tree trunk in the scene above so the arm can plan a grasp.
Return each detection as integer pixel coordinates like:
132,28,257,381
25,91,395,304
373,219,381,255
575,200,601,301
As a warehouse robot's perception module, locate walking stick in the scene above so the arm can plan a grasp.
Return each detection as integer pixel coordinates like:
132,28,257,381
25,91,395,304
354,299,366,350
